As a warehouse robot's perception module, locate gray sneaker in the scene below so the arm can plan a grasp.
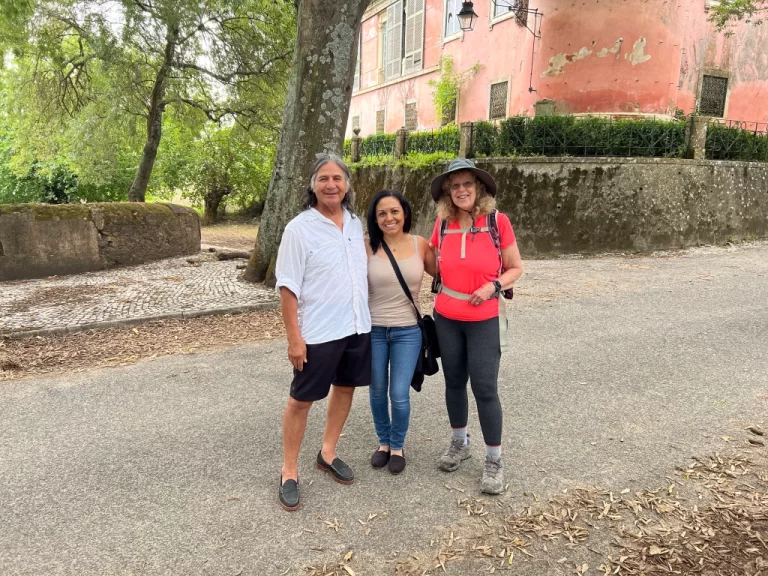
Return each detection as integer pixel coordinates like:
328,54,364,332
480,455,504,494
438,437,471,472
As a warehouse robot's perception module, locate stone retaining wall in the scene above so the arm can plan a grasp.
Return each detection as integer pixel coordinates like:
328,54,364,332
0,203,200,281
352,157,768,255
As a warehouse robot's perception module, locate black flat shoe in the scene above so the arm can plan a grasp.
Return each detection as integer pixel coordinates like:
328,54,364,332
279,476,300,511
388,453,406,475
316,451,354,484
371,449,390,469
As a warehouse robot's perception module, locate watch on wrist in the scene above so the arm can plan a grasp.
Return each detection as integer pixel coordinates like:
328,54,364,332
492,280,502,294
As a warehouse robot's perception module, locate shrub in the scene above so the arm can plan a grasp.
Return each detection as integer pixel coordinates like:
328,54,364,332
706,123,768,162
406,126,460,156
359,133,396,157
473,121,498,157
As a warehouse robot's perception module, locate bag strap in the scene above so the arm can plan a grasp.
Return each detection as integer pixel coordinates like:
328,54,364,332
488,209,503,275
381,241,423,321
438,218,448,251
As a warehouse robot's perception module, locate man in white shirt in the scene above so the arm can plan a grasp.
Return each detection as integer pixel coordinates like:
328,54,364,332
274,154,371,511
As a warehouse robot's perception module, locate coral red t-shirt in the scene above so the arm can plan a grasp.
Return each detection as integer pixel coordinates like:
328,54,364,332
430,212,516,322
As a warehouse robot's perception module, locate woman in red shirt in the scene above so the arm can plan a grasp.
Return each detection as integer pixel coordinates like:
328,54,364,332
428,158,523,494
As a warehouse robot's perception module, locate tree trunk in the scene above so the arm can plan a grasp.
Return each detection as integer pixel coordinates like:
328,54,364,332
203,187,230,226
128,28,178,203
243,0,370,283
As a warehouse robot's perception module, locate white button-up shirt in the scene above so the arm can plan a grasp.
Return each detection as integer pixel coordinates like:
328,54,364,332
275,208,371,345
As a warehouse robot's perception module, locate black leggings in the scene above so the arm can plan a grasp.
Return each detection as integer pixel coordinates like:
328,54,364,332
434,311,503,446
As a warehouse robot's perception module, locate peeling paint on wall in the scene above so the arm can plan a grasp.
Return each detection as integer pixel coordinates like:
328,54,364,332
542,47,593,77
543,38,636,77
597,38,623,58
626,37,651,65
542,52,570,77
572,47,593,61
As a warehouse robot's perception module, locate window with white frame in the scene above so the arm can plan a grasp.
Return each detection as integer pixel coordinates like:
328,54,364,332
405,102,417,131
492,0,529,25
444,0,461,38
376,109,386,133
380,12,388,83
489,81,509,120
385,1,403,81
403,0,425,73
353,33,361,91
378,2,425,82
494,0,513,18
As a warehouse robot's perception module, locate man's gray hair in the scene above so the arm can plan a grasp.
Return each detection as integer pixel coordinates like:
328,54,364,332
303,153,356,214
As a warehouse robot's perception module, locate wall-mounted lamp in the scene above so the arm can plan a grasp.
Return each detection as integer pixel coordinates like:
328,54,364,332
457,1,479,31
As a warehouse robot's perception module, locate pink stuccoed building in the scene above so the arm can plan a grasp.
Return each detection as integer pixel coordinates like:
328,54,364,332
346,0,768,138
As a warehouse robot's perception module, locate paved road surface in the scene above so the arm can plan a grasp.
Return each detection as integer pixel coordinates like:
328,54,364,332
1,243,767,575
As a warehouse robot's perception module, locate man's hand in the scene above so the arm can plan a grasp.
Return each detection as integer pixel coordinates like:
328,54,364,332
288,336,307,371
470,282,497,306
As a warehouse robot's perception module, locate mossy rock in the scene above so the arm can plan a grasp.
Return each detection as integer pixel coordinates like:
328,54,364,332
0,203,93,221
92,202,175,223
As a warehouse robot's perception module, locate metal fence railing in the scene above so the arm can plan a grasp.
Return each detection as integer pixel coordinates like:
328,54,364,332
359,133,396,160
405,126,460,156
343,115,768,165
705,120,768,162
474,116,687,158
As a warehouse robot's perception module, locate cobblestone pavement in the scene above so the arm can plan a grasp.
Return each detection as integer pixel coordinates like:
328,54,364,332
0,251,278,334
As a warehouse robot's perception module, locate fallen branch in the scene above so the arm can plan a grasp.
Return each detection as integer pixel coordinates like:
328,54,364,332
216,251,252,261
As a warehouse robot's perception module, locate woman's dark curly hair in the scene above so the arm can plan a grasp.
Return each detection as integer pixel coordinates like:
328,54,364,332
303,153,356,216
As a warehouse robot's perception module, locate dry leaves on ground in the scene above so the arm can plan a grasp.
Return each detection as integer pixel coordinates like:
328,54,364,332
0,309,285,381
395,446,768,575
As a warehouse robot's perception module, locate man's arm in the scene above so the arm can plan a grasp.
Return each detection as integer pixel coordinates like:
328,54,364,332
280,287,307,371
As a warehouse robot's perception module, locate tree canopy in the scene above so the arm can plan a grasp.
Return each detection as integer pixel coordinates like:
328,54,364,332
0,0,295,204
709,0,767,29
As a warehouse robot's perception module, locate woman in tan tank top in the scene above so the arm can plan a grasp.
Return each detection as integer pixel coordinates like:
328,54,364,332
366,190,436,474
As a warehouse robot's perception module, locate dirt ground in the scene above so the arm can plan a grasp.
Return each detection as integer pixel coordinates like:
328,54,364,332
200,220,259,251
0,310,285,381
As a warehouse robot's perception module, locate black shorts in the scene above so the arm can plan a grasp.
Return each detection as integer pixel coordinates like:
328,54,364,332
290,332,372,402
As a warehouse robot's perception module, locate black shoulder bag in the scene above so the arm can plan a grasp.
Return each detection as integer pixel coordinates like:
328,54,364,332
380,241,440,392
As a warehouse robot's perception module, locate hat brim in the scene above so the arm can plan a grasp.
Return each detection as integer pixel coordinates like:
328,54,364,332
430,165,497,202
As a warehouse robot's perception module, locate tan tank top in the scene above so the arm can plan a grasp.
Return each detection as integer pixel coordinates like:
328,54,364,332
368,236,424,327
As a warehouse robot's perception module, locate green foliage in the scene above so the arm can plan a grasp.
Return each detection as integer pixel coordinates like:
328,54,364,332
348,116,688,161
477,116,686,158
359,133,397,157
406,127,460,155
396,152,455,170
474,121,501,157
0,0,33,55
706,123,768,162
0,0,294,203
349,152,455,171
180,124,276,213
427,56,481,126
708,0,767,30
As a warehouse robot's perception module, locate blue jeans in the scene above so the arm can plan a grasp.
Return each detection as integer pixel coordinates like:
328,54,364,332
369,324,422,451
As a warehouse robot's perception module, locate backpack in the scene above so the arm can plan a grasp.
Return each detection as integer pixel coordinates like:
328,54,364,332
431,209,514,300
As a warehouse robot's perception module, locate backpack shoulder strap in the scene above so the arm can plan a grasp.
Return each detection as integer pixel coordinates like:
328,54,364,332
488,209,501,251
438,218,448,250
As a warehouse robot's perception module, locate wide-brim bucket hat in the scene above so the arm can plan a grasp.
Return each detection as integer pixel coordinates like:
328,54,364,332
430,158,497,202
